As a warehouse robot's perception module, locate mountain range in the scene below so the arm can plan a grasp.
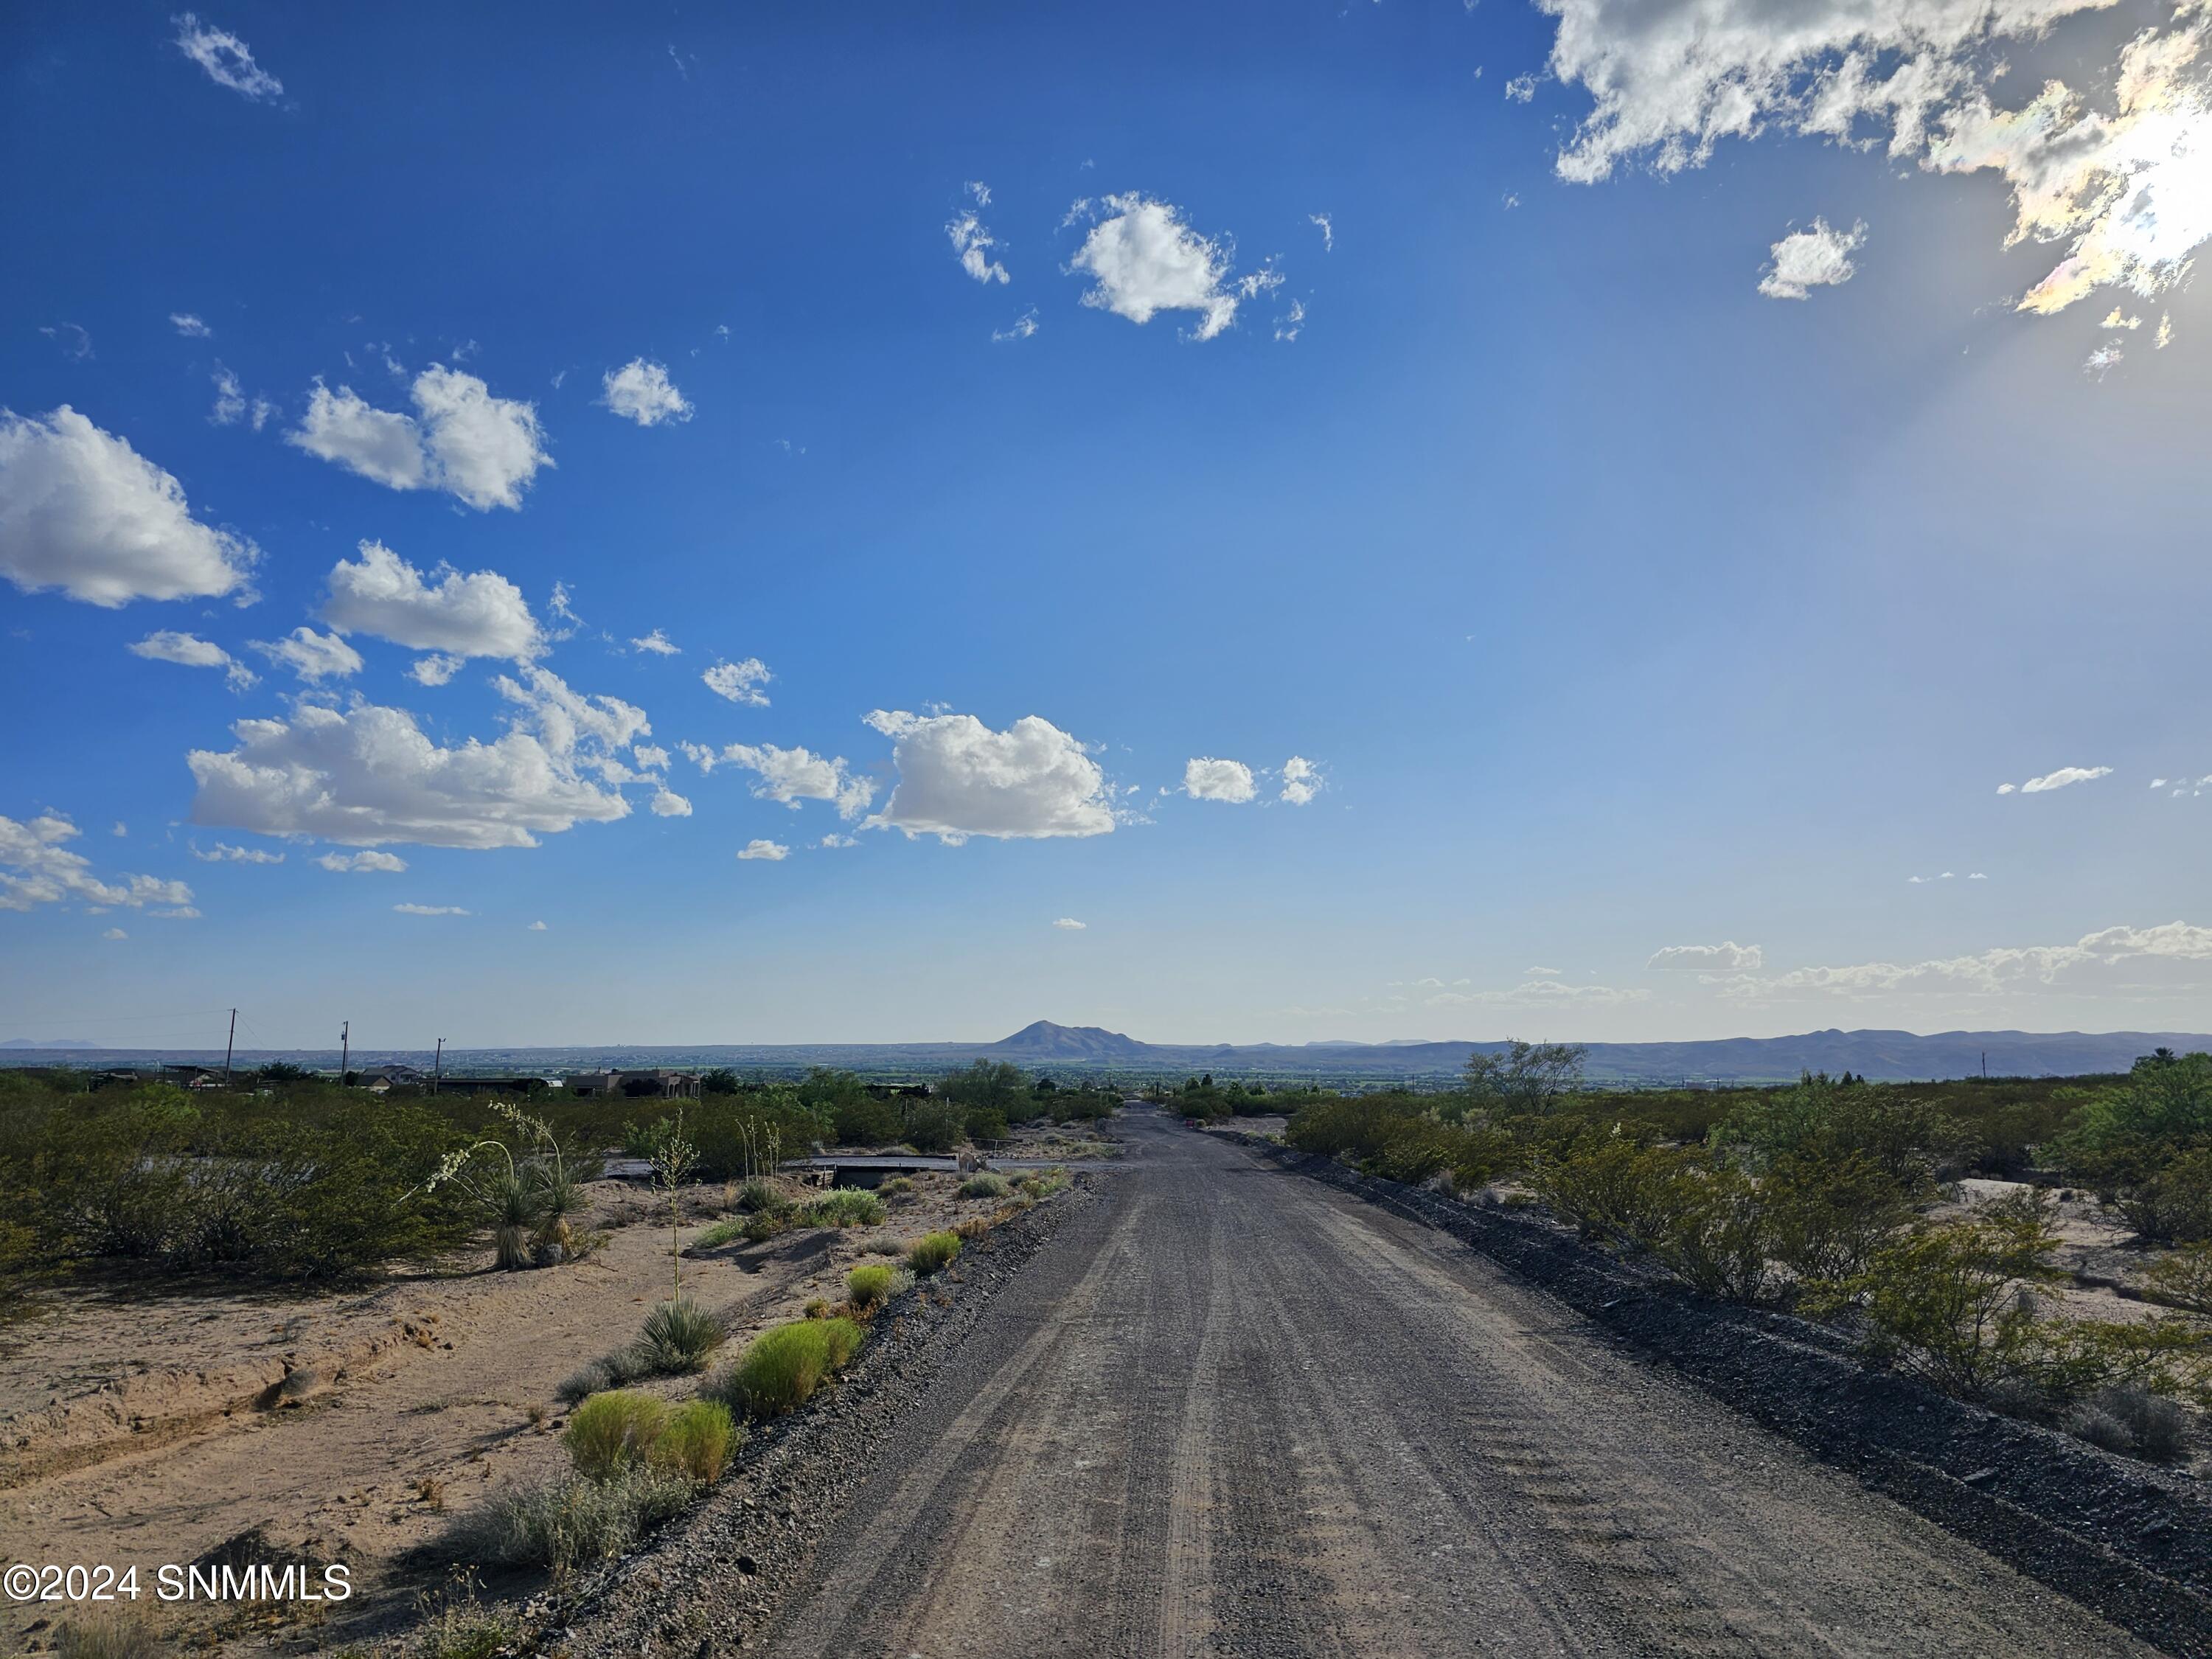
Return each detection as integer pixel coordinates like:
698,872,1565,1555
3,1020,2205,1085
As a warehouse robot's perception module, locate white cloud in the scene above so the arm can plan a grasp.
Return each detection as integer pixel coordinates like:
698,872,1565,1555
737,838,789,860
2000,764,2114,794
1759,218,1865,299
1505,73,1539,102
1310,212,1334,251
600,359,693,427
1538,0,2212,320
1647,940,1764,970
1183,757,1256,803
187,688,643,850
633,743,670,771
992,307,1040,343
948,183,1010,284
209,368,275,432
1422,978,1650,1008
1053,917,1088,930
632,628,681,655
1067,193,1280,341
171,313,212,338
864,709,1116,844
321,540,542,661
1274,299,1307,343
1526,966,1564,976
528,919,548,930
41,323,91,360
409,653,465,687
0,813,194,913
0,407,259,607
191,841,283,864
702,742,876,818
316,849,407,873
650,787,692,817
1280,755,1320,805
702,657,773,706
816,832,858,849
1722,920,2212,1000
288,366,552,511
129,630,257,692
173,12,282,102
394,902,469,917
102,927,127,941
252,626,363,683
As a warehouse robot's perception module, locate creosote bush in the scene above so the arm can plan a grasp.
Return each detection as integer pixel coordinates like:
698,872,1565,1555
957,1172,1012,1200
908,1231,962,1275
798,1189,886,1228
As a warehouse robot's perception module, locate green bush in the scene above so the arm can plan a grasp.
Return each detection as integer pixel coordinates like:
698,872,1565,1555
904,1100,967,1154
636,1297,725,1374
957,1172,1012,1200
1645,1166,1778,1304
692,1216,748,1251
908,1230,961,1275
880,1175,916,1198
655,1399,739,1481
562,1389,668,1479
798,1189,886,1228
708,1318,863,1419
1762,1150,1921,1284
735,1177,784,1213
1017,1169,1069,1200
462,1463,697,1572
2047,1051,2212,1183
2143,1241,2212,1313
1708,1074,1967,1190
2112,1149,2212,1244
846,1262,899,1313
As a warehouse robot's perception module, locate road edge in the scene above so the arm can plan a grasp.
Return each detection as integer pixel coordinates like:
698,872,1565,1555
1228,1132,2212,1658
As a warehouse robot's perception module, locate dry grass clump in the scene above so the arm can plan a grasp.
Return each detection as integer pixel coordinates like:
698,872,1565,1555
799,1189,888,1228
846,1262,905,1314
951,1217,991,1241
706,1318,865,1419
908,1231,962,1275
2067,1384,2190,1462
57,1610,160,1659
880,1175,917,1198
459,1463,698,1573
956,1172,1012,1200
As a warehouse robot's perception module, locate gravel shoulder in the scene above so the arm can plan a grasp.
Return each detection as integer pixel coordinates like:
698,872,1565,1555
745,1109,2161,1658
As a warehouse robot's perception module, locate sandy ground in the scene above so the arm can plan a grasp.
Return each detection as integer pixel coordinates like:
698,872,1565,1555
0,1140,1093,1654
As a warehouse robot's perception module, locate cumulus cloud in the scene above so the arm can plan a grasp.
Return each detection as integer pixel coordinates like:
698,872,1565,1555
0,813,194,913
948,182,1010,284
394,902,469,917
1183,757,1257,803
191,841,283,864
528,919,548,930
1538,0,2212,320
288,366,552,511
992,308,1040,343
816,832,858,849
1054,917,1088,930
129,630,257,691
173,12,282,101
171,313,212,337
316,849,406,873
863,709,1116,844
702,657,772,706
650,787,692,817
251,626,363,683
1720,920,2212,999
1759,218,1865,299
0,407,258,606
1998,764,2113,794
600,359,693,426
1280,755,1320,805
1647,940,1764,970
321,540,542,661
208,367,274,431
632,628,680,655
737,838,789,861
1067,193,1280,341
409,653,465,687
187,692,641,850
103,927,127,940
696,742,875,818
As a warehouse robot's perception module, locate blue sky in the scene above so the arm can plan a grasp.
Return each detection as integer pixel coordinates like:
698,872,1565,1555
4,0,2211,1048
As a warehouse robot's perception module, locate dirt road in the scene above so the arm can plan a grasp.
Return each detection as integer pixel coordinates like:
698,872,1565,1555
763,1109,2160,1658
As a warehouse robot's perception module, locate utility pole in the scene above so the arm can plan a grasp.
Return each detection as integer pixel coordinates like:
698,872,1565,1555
223,1009,236,1087
434,1037,445,1092
340,1020,350,1085
1982,1049,1989,1079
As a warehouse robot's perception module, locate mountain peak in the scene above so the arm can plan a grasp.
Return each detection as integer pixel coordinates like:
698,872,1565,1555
987,1020,1147,1060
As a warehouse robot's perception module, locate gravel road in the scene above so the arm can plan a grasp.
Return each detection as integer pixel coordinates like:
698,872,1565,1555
761,1110,2163,1658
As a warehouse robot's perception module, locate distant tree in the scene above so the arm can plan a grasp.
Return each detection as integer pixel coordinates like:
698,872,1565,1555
1464,1040,1587,1113
700,1068,740,1095
1034,1073,1059,1095
937,1060,1032,1121
258,1061,307,1082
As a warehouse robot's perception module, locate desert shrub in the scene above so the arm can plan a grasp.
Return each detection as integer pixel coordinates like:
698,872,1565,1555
562,1389,668,1478
554,1357,619,1407
2111,1149,2212,1244
1017,1169,1069,1200
880,1175,916,1198
908,1231,962,1275
462,1463,696,1572
2048,1051,2212,1184
2081,1384,2189,1461
799,1189,886,1228
1285,1095,1430,1163
1528,1131,1689,1248
804,1297,830,1318
904,1100,967,1154
692,1216,748,1250
636,1297,724,1374
964,1107,1009,1144
654,1399,739,1482
2068,1402,2135,1455
1709,1074,1967,1189
951,1215,990,1240
1646,1166,1779,1304
56,1610,159,1659
1807,1196,2062,1399
957,1172,1012,1200
846,1262,900,1312
2143,1242,2212,1313
2028,1315,2212,1412
1763,1150,1921,1284
735,1177,785,1213
708,1318,862,1419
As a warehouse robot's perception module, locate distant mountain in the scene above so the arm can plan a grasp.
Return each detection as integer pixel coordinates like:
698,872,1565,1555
985,1020,1152,1061
0,1037,97,1048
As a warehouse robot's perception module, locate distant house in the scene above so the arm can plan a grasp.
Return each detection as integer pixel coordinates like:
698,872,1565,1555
355,1063,426,1093
563,1069,702,1101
